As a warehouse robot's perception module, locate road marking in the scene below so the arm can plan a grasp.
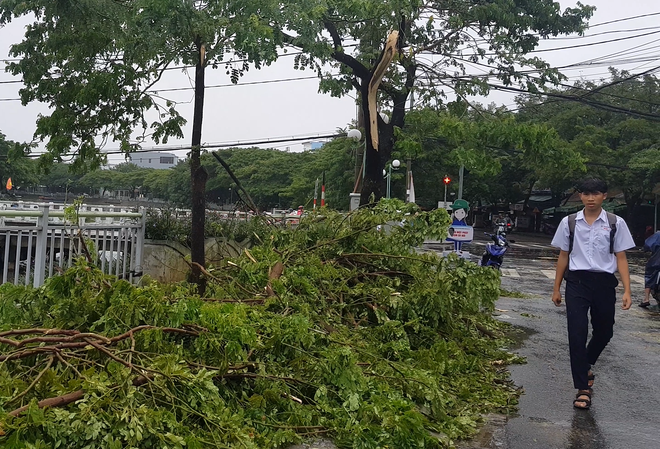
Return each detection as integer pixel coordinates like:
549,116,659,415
541,270,556,279
501,268,520,278
630,275,645,285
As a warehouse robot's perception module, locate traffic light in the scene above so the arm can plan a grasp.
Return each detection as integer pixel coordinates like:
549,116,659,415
443,176,451,185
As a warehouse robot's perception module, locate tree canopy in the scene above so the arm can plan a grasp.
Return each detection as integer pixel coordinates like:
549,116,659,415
0,0,279,169
279,0,594,202
0,0,286,290
392,107,584,208
516,69,660,221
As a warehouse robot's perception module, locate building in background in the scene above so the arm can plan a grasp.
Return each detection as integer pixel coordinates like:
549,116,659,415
301,141,326,152
128,152,178,169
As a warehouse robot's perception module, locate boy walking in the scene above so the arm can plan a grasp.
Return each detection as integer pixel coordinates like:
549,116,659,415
550,178,635,410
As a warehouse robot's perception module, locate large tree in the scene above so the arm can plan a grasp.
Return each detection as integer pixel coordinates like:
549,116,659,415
1,0,280,291
516,70,660,223
278,0,593,203
394,107,583,208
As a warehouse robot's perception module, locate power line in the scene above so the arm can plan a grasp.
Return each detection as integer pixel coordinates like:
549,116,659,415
450,56,660,109
569,37,660,67
498,29,660,55
0,73,330,101
484,81,660,120
589,12,660,28
154,75,323,93
25,132,344,159
549,25,660,40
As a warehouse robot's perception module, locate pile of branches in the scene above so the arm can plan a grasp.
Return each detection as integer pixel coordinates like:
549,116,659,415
0,200,521,449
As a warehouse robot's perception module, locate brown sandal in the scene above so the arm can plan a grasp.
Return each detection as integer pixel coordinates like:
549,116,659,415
573,390,592,410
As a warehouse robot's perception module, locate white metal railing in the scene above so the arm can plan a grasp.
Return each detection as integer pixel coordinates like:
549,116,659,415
0,205,146,288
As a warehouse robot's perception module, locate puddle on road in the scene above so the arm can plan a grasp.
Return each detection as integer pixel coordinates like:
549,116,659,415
565,411,607,449
505,325,537,350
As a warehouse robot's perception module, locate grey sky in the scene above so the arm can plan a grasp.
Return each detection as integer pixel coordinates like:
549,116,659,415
0,0,658,162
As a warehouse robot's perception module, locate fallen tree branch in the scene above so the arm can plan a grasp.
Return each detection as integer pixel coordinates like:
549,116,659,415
7,356,55,405
191,261,221,283
16,332,112,348
8,375,150,417
0,329,80,338
200,298,265,304
265,261,284,296
0,326,205,362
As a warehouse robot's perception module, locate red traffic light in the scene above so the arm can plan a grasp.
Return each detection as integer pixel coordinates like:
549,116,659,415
443,176,451,184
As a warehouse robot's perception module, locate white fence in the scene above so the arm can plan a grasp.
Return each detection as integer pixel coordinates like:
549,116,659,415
0,205,146,288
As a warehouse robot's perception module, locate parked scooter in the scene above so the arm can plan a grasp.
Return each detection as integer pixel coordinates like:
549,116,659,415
479,225,515,269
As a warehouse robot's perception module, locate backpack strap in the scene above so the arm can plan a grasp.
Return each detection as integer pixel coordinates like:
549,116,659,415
607,212,617,254
568,213,577,254
569,211,618,254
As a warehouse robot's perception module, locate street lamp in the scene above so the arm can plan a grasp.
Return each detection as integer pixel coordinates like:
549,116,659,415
347,129,362,140
348,129,365,189
385,159,400,199
228,187,233,205
347,129,364,211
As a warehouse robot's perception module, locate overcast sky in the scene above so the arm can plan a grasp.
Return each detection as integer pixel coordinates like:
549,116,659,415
0,0,658,163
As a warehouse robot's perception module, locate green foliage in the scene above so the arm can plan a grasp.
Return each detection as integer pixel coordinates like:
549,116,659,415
499,288,531,299
145,207,272,246
0,200,519,448
393,108,582,208
0,0,282,169
276,0,593,201
516,70,660,211
0,132,38,194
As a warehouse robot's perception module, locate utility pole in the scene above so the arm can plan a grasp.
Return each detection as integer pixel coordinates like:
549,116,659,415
406,88,414,202
313,178,319,209
354,104,365,191
458,165,464,199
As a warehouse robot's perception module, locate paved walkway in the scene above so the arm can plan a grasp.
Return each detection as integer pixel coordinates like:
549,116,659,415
456,254,659,449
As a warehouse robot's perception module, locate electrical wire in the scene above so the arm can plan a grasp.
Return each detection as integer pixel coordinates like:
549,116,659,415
588,12,660,28
0,73,334,101
549,25,660,40
448,56,660,109
23,132,344,159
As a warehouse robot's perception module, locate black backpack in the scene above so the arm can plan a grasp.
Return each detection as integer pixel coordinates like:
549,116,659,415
567,212,618,254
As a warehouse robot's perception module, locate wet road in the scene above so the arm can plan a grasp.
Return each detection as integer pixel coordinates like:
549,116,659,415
496,254,660,449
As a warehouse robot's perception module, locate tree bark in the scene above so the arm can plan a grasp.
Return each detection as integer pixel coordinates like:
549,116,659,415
359,94,395,204
357,31,407,205
189,39,208,295
8,376,150,417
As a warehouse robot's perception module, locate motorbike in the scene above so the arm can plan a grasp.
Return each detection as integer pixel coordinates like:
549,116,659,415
480,225,515,269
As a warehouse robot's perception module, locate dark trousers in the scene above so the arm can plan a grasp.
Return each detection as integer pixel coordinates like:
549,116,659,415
564,270,618,390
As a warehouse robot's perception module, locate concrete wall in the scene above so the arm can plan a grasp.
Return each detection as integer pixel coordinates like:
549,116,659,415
143,238,249,283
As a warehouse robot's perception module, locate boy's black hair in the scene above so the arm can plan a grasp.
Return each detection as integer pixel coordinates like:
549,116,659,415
577,178,608,194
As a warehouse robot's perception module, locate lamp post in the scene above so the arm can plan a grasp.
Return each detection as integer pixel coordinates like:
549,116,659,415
347,129,363,190
228,187,233,204
385,159,401,199
348,128,364,211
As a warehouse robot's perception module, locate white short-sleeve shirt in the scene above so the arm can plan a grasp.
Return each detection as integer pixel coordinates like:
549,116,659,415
550,209,635,273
